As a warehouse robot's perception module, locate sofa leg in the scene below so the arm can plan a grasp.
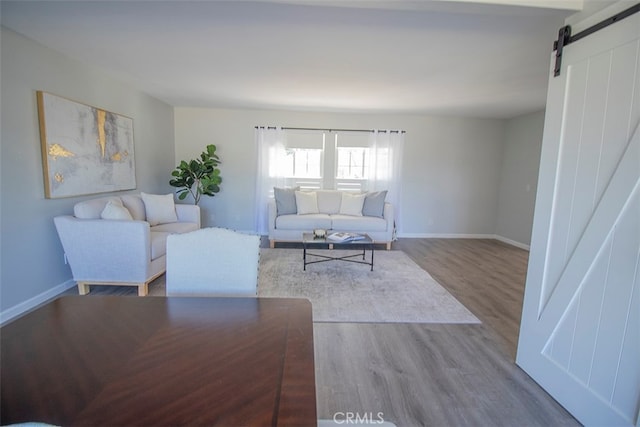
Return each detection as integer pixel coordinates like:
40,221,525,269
138,283,149,296
386,242,391,250
270,240,275,249
77,282,90,295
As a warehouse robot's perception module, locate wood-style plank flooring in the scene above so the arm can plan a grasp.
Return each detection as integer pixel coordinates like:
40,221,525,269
395,238,529,359
312,238,579,426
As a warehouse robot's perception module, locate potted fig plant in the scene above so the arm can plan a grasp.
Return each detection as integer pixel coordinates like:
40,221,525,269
169,144,222,205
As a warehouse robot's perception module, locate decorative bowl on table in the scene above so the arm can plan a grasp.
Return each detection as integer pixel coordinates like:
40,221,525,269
313,229,327,239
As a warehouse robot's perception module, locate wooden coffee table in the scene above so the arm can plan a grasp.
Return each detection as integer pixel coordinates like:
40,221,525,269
302,232,375,271
1,296,316,426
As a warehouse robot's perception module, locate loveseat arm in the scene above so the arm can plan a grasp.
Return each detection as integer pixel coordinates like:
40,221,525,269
54,216,153,283
383,202,394,229
175,204,201,228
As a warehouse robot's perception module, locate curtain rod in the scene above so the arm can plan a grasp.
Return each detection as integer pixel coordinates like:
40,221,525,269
255,126,405,134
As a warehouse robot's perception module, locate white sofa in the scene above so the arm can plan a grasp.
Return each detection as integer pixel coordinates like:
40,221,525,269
268,189,394,249
54,193,200,296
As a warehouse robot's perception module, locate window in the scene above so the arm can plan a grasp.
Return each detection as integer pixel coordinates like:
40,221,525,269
276,129,374,190
334,131,370,192
276,129,395,192
336,147,368,179
284,148,323,179
278,130,325,189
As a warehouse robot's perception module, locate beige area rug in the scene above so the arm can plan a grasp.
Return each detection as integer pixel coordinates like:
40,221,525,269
71,249,479,324
258,249,480,324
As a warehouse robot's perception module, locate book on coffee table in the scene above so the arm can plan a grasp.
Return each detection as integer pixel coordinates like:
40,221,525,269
326,232,366,242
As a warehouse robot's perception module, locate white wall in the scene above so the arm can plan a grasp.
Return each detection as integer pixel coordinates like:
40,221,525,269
495,111,544,247
174,107,506,237
0,28,176,318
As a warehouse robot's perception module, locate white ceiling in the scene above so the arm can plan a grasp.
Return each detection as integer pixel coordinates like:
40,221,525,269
1,0,578,118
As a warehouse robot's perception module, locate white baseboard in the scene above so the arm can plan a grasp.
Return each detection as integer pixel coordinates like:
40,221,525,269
494,235,530,251
398,232,496,239
1,279,76,325
397,233,530,251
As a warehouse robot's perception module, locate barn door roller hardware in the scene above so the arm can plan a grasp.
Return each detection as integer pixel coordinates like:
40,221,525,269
553,2,640,77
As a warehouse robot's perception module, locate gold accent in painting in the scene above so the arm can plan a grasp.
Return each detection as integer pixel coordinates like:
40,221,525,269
111,150,127,161
48,143,75,160
97,109,106,158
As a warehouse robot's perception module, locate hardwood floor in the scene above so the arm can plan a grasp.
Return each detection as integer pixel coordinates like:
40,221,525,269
312,238,579,426
394,238,529,359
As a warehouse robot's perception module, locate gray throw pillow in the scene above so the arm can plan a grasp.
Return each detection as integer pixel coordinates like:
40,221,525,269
362,190,387,217
274,187,299,215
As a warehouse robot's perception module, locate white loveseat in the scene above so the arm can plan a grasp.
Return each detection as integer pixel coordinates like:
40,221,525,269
268,189,394,249
54,193,200,296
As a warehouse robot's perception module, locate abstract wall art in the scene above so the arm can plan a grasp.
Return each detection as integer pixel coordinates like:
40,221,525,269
37,91,136,198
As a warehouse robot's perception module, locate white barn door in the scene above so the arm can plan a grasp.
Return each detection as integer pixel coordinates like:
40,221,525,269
517,10,640,427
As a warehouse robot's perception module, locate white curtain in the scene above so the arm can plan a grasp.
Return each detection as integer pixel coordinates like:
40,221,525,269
368,130,405,235
254,127,286,234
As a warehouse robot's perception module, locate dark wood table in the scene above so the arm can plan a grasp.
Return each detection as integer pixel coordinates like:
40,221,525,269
1,296,316,426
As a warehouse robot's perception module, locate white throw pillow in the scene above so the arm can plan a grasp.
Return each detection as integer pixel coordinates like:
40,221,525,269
339,192,365,216
141,192,178,225
295,191,319,215
100,200,133,220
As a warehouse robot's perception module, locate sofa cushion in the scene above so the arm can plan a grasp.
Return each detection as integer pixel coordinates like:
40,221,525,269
316,190,343,214
339,192,365,216
276,213,332,230
151,222,199,234
74,197,121,219
141,193,178,226
331,214,387,231
100,200,133,221
295,191,319,215
274,187,299,215
362,190,388,218
120,194,146,221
